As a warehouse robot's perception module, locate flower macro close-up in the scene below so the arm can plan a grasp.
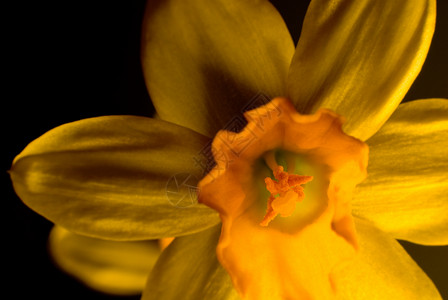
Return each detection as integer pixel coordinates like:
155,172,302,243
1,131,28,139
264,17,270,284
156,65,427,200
7,0,448,299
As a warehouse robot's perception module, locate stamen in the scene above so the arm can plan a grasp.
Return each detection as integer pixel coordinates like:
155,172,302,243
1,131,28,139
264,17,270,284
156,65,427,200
260,166,313,227
263,151,279,172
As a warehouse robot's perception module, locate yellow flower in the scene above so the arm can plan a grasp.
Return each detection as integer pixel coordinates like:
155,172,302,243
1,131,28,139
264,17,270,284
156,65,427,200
9,0,447,299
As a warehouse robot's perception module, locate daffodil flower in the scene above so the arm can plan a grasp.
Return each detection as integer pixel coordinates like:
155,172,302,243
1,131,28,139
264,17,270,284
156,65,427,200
10,0,447,299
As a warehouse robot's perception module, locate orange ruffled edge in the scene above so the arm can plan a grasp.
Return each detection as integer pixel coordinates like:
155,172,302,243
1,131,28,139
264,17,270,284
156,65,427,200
198,98,368,299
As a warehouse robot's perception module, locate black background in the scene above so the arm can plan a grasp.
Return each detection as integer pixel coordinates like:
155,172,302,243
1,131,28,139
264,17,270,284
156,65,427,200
4,1,447,299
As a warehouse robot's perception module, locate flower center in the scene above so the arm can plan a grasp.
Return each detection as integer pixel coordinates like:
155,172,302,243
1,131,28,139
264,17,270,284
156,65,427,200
260,165,313,227
198,97,368,236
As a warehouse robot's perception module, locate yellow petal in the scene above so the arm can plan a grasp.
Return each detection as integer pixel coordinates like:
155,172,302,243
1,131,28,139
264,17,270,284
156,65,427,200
142,225,240,300
352,99,448,245
332,218,442,299
141,0,294,138
48,226,159,296
287,0,436,141
10,116,220,240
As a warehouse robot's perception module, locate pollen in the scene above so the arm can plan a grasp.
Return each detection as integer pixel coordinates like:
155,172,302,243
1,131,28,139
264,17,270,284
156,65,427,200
260,166,313,227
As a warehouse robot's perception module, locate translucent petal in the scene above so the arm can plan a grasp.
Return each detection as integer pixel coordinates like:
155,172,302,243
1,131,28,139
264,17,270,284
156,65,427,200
141,0,294,137
287,0,436,141
353,99,448,245
10,116,219,240
49,226,159,295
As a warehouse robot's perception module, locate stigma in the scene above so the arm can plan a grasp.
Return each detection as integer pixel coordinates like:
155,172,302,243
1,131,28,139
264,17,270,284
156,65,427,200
260,165,313,227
